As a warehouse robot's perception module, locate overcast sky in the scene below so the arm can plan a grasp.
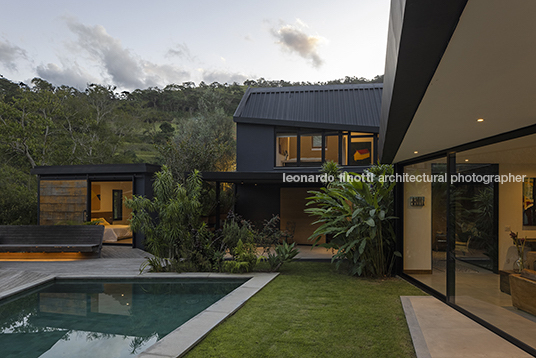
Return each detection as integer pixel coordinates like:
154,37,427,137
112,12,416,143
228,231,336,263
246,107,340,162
0,0,390,91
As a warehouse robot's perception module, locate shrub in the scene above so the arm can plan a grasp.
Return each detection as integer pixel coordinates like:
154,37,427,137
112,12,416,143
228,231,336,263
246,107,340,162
127,166,225,272
222,239,260,273
266,241,299,272
221,212,261,273
305,164,399,277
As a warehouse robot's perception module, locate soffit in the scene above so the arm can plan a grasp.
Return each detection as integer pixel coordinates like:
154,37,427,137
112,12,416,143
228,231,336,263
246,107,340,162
394,0,536,162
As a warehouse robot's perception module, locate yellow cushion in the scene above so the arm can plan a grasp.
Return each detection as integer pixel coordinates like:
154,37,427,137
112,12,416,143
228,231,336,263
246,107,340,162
91,218,110,226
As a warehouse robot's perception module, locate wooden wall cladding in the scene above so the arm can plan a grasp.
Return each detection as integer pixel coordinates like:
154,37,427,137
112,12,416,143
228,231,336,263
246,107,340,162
40,180,87,225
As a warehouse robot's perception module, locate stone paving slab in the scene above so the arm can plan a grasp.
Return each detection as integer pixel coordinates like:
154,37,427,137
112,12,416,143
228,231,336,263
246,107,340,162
138,273,278,358
401,296,533,358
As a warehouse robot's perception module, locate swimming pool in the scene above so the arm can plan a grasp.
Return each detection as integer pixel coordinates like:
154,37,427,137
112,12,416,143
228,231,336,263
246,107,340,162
0,278,248,358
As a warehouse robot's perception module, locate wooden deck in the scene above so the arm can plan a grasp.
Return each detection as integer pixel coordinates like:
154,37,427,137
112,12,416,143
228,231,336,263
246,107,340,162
0,245,331,302
0,270,54,299
100,246,152,259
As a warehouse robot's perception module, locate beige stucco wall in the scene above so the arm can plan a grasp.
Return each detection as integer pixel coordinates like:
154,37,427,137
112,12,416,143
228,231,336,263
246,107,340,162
403,163,432,271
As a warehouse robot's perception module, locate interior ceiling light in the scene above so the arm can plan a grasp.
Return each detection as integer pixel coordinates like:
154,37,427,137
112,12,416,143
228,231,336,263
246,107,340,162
465,159,469,162
477,118,484,122
414,151,419,154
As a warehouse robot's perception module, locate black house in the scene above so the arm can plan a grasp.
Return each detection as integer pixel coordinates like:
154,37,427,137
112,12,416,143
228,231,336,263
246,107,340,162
380,0,536,354
205,84,382,244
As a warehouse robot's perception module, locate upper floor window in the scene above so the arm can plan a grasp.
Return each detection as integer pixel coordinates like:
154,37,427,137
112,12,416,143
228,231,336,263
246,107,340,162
275,129,376,167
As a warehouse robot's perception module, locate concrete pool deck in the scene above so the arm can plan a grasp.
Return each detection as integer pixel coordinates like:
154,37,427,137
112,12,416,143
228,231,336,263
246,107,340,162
0,246,279,357
0,245,532,357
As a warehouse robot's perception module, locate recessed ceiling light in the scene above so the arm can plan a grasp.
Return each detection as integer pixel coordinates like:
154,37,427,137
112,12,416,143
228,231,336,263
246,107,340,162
477,118,484,122
414,151,418,154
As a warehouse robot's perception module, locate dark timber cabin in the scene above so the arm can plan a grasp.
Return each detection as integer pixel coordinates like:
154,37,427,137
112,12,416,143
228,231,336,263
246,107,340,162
31,163,160,249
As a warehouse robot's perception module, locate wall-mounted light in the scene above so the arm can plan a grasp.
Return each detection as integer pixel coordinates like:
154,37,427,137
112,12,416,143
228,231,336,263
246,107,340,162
477,118,484,122
414,151,419,154
465,159,469,162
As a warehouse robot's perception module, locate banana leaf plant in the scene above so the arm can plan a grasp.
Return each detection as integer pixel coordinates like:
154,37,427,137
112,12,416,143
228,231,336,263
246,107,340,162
305,164,399,277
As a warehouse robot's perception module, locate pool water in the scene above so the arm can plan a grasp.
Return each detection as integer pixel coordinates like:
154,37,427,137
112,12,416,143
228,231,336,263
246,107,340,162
0,278,247,358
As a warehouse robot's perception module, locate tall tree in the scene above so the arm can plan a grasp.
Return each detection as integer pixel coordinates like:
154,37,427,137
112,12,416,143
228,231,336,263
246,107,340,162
160,89,236,180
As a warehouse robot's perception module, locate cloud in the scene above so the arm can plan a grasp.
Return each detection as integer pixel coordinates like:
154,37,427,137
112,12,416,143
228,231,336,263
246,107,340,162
166,43,197,62
0,39,28,71
141,62,190,88
62,17,192,90
201,69,249,84
65,18,145,89
270,20,324,68
36,62,98,89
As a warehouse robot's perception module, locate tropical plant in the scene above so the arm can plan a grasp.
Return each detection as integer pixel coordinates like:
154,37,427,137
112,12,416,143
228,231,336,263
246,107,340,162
221,212,255,255
256,215,284,254
220,212,262,273
320,160,340,184
266,241,300,272
126,166,227,272
222,239,260,273
305,164,399,277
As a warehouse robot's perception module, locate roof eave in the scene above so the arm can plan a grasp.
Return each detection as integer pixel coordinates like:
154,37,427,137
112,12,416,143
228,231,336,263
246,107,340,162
379,0,468,164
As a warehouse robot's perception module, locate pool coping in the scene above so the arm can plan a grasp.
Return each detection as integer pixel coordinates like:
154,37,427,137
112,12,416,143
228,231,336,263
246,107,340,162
137,272,278,358
0,271,279,358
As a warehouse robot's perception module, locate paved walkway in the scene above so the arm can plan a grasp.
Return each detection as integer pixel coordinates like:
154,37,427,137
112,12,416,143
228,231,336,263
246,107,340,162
402,296,533,358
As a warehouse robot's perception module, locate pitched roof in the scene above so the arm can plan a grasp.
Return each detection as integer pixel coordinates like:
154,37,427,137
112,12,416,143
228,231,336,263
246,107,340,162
233,83,382,132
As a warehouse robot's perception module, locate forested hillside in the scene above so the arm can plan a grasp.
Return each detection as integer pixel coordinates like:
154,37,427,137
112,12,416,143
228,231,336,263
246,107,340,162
0,74,383,224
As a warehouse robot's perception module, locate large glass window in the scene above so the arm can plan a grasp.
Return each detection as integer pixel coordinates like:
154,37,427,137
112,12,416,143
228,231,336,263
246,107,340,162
451,135,536,350
325,133,339,163
90,181,132,225
300,133,323,167
403,132,536,352
275,129,375,167
276,133,298,167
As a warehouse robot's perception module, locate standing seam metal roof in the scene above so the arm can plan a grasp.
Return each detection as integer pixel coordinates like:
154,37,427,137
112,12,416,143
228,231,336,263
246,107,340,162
233,83,382,130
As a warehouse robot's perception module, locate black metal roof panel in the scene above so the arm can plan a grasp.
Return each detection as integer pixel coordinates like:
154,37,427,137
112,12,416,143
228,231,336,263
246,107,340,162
234,84,382,131
31,163,161,176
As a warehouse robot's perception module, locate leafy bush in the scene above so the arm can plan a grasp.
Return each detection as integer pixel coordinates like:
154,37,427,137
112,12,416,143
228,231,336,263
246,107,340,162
222,212,255,255
320,160,341,183
306,164,399,277
221,212,261,273
127,166,226,272
266,241,299,271
223,239,260,273
257,215,286,254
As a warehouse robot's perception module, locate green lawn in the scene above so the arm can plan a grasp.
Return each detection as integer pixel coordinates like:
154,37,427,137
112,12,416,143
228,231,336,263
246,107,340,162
185,262,426,358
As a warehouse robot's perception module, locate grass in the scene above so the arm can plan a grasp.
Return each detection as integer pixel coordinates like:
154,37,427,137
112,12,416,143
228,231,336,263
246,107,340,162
185,262,426,358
